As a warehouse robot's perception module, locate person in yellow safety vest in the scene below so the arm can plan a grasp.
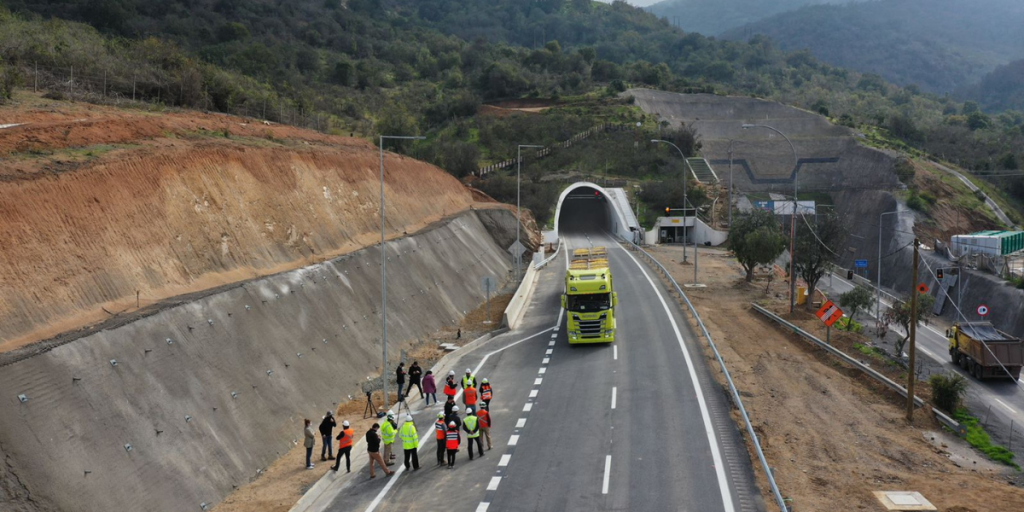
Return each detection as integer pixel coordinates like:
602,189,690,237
434,412,447,466
380,411,397,466
461,368,477,390
479,378,493,409
399,414,420,471
462,407,484,460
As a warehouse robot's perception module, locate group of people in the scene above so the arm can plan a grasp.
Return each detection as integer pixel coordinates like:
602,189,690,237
301,368,496,478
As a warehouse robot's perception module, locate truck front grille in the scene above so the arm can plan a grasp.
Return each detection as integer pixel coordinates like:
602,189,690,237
579,319,603,337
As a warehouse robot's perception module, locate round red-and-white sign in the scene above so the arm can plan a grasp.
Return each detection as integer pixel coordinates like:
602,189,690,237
977,304,989,316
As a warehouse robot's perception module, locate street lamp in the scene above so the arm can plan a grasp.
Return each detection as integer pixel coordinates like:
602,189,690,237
651,139,690,261
726,139,748,227
517,144,544,283
877,209,912,319
379,134,425,411
742,124,799,313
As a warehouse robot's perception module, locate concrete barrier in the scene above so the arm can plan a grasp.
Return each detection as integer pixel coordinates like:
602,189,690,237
502,239,562,330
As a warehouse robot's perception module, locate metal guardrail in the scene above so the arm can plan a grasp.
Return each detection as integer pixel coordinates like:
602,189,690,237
619,238,789,512
751,303,964,435
534,238,562,270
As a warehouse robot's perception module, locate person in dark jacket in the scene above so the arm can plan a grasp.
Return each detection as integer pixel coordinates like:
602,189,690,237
445,404,462,431
318,411,336,461
395,362,406,398
406,361,423,398
365,424,393,478
422,370,438,406
444,396,456,418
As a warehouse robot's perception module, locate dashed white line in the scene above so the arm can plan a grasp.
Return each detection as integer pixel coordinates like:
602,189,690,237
515,418,526,428
539,367,547,374
602,455,612,494
487,477,502,491
534,378,543,386
545,349,553,355
508,435,520,446
529,389,538,398
550,333,558,338
543,357,550,364
611,387,617,410
523,403,534,412
476,503,490,512
548,341,555,347
613,345,618,360
499,454,512,466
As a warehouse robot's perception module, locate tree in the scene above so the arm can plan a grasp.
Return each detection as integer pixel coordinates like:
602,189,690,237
838,286,873,329
794,213,846,308
728,209,787,282
883,291,936,357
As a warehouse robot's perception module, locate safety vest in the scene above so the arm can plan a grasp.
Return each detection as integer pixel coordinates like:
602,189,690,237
464,387,478,406
337,428,355,449
399,422,418,450
443,382,458,397
480,384,492,401
477,410,491,429
464,415,480,438
380,420,397,444
462,375,476,389
445,429,460,450
434,420,446,440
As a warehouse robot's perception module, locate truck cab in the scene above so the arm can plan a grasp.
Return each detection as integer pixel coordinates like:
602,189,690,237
563,247,617,343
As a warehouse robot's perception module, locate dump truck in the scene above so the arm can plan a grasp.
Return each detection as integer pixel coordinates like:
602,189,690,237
947,322,1023,381
562,247,617,343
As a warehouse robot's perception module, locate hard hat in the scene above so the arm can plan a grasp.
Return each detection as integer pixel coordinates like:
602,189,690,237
326,410,333,417
448,370,455,376
448,421,456,428
452,405,459,412
405,414,413,422
467,407,474,414
482,378,489,384
437,412,444,419
342,420,350,427
465,368,472,373
386,411,394,418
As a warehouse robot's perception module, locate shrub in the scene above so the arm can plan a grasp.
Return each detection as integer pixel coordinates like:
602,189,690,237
929,372,967,412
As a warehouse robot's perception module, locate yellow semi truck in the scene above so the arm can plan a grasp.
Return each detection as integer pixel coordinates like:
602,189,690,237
562,247,617,343
947,322,1023,381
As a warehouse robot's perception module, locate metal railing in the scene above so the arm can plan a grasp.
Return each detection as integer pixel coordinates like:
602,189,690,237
751,303,963,434
619,237,788,512
534,238,563,270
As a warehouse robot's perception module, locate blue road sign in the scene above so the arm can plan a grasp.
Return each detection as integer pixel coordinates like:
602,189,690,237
854,259,868,269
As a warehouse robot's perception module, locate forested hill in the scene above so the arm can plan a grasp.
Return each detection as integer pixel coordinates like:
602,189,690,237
719,0,1024,95
964,59,1024,113
648,0,851,36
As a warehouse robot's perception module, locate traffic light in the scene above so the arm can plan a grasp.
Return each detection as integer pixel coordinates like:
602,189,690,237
937,268,944,279
665,207,671,215
847,270,854,280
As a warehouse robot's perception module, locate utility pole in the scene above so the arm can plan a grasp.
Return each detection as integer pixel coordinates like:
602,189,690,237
907,238,920,423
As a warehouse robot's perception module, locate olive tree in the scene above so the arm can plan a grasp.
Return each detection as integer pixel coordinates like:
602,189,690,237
728,209,787,282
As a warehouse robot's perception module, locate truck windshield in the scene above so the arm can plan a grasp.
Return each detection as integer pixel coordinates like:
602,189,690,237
567,293,611,312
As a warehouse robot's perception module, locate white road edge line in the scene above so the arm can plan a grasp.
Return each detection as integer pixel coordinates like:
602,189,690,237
995,398,1016,413
363,325,554,512
602,455,611,495
611,387,617,410
618,245,736,512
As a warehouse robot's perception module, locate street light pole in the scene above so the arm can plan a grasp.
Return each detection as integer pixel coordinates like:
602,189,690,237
742,124,798,313
726,139,747,227
379,134,425,412
651,139,689,260
517,144,544,283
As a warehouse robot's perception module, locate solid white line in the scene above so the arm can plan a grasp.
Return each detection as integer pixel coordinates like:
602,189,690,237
996,398,1016,413
476,503,489,512
613,345,618,360
499,454,512,466
523,403,534,412
508,435,520,446
602,455,611,494
539,367,546,374
611,387,617,410
516,418,526,428
618,245,736,512
543,357,550,364
529,390,538,398
534,378,543,386
362,326,554,512
487,477,502,491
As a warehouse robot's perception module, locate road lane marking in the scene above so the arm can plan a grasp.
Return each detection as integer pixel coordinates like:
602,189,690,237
545,348,553,355
602,455,611,494
487,477,502,491
549,341,555,347
529,390,538,398
551,333,558,338
996,398,1016,413
508,435,520,446
499,454,512,467
534,378,543,386
613,345,618,360
516,418,526,428
523,403,534,411
611,387,617,410
619,244,736,512
543,357,550,364
362,325,554,512
539,367,546,374
476,504,489,512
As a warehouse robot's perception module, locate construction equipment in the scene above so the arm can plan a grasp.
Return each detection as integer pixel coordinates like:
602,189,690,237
948,322,1023,381
562,247,617,343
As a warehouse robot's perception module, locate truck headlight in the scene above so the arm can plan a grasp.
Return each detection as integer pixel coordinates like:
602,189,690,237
605,330,614,336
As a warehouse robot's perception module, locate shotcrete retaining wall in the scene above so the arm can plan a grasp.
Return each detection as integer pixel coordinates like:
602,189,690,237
0,209,516,512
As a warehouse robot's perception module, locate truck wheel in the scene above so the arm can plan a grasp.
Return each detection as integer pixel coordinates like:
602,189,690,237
950,351,959,365
959,356,968,371
973,363,983,380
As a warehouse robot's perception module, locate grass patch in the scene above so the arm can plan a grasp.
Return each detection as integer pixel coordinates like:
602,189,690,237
836,317,863,333
853,342,884,358
953,408,1020,470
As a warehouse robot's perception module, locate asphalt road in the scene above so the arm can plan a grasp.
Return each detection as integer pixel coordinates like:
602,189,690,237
820,273,1024,443
309,198,763,512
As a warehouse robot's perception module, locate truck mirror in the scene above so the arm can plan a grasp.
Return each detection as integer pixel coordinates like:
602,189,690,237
561,294,566,309
613,292,618,307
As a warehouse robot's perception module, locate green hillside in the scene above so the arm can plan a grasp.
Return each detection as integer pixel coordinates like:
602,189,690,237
719,0,1024,94
965,59,1024,113
649,0,850,36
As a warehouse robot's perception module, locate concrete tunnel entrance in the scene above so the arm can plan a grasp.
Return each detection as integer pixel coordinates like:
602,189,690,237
552,182,635,241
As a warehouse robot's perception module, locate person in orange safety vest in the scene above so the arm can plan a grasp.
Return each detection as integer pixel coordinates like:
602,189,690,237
445,422,461,469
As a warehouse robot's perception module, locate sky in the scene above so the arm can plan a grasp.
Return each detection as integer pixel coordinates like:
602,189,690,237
595,0,664,7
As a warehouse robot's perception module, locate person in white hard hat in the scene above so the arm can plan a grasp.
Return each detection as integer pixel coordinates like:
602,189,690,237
443,371,458,400
332,420,355,473
380,411,398,465
445,421,461,469
446,404,462,431
461,368,477,390
399,414,419,471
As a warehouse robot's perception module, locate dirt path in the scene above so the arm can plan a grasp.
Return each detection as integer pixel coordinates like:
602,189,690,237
645,245,1024,512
